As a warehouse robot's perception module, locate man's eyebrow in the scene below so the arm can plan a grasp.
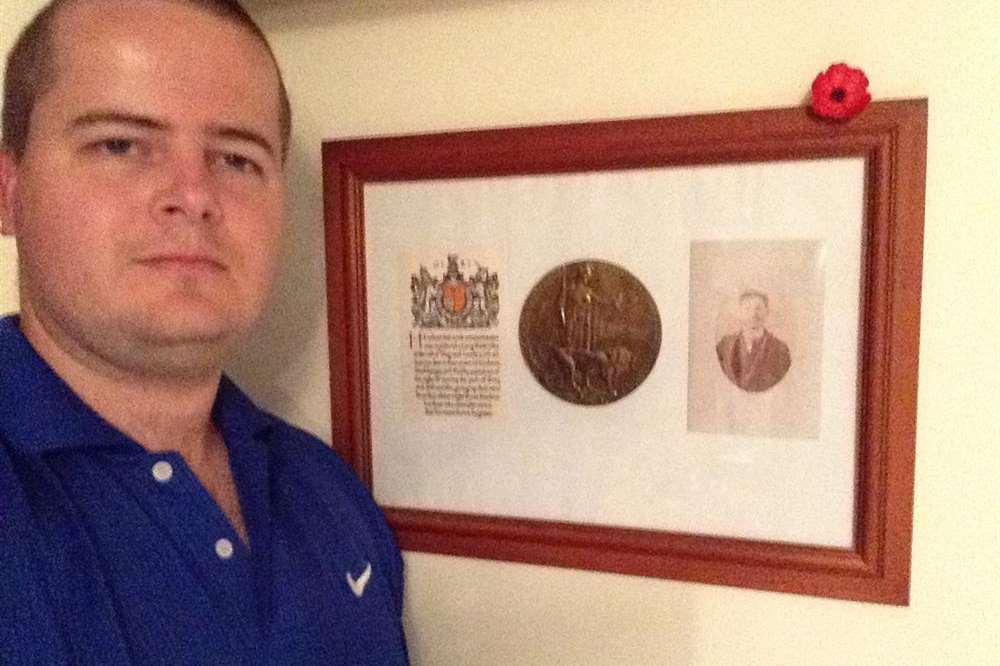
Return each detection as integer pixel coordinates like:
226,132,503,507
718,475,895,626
66,113,278,162
68,111,169,132
208,125,278,162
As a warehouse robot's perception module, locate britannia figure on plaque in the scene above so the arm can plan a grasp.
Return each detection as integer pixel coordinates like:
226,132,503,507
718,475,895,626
562,262,601,352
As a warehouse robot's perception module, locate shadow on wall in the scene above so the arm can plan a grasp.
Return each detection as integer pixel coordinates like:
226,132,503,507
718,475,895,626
404,553,700,665
225,137,326,414
244,0,522,30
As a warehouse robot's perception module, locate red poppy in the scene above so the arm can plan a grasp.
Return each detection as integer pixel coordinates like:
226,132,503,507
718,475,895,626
811,63,871,120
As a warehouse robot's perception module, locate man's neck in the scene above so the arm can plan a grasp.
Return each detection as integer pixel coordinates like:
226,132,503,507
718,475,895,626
740,326,765,348
19,312,222,460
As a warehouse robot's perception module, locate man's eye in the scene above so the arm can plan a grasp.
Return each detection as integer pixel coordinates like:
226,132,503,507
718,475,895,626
219,152,262,175
98,138,136,155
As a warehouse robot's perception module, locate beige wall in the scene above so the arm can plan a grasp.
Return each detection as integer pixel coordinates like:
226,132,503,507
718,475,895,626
4,1,999,664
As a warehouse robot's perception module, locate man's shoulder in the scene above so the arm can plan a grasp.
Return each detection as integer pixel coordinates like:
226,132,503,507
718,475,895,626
0,432,69,663
763,329,791,354
256,413,363,487
259,413,330,453
716,332,739,352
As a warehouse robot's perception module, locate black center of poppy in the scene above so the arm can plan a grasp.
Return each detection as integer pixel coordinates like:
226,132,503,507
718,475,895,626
831,88,847,102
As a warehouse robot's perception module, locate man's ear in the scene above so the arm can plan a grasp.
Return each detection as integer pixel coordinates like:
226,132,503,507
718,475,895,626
0,149,20,236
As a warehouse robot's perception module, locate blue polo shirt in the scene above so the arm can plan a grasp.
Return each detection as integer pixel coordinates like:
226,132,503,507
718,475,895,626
0,316,408,664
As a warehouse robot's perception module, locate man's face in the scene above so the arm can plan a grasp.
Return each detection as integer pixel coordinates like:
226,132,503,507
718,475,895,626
738,295,768,331
0,0,286,377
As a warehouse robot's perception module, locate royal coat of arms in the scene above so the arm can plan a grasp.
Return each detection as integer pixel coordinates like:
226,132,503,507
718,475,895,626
411,254,499,328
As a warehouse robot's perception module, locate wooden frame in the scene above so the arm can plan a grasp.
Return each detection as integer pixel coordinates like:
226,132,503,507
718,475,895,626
322,99,927,605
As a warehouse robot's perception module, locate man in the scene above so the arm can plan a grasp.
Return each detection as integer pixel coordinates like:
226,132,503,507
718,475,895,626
0,1,408,663
715,289,791,393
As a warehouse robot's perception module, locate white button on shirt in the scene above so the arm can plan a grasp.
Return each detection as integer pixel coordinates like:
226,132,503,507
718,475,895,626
151,460,174,483
215,538,235,560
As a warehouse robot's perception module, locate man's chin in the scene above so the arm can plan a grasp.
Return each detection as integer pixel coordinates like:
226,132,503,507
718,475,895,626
117,332,231,381
131,308,253,347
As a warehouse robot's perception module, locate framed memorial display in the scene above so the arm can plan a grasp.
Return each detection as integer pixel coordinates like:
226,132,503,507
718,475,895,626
322,99,927,604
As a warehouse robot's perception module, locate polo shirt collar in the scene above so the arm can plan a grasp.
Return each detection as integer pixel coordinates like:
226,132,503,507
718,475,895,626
0,315,273,455
214,375,275,446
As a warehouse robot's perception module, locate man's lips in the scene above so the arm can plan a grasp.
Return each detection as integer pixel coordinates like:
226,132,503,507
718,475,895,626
136,254,227,272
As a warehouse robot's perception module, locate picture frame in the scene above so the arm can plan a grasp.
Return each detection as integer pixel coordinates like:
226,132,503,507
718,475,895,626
322,99,927,605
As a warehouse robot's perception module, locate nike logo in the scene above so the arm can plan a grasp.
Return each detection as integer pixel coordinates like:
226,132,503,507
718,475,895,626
346,562,372,598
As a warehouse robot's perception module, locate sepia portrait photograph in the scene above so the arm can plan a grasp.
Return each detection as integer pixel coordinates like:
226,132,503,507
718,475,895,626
688,239,825,439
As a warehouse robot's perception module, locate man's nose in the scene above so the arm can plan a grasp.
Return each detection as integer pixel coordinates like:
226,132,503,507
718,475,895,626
152,151,222,225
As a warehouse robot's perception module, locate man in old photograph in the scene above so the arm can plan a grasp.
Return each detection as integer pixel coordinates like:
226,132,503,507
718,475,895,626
716,289,791,392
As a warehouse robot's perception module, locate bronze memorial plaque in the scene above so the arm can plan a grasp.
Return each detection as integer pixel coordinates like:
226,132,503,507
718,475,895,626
519,259,661,405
